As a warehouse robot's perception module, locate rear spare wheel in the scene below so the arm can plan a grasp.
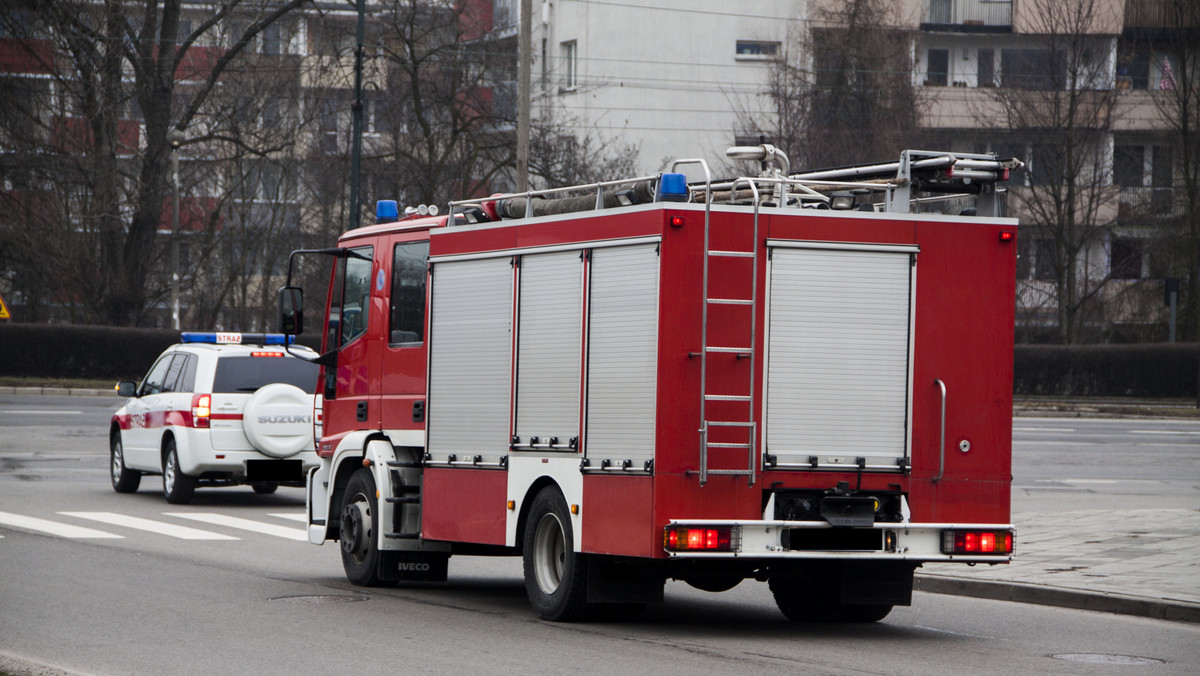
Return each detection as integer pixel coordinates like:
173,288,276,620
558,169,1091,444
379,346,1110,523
241,383,314,458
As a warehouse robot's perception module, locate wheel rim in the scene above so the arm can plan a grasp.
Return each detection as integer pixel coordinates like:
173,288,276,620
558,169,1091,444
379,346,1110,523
340,494,372,563
164,450,176,494
111,439,123,483
532,512,566,595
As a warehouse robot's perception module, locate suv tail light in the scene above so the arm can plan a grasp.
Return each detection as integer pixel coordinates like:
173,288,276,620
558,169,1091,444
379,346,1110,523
191,394,211,428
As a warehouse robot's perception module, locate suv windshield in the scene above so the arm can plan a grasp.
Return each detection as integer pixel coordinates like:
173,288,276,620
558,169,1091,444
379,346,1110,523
212,356,320,394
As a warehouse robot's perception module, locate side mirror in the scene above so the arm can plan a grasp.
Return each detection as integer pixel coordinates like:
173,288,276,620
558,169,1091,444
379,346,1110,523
115,381,137,398
279,286,304,336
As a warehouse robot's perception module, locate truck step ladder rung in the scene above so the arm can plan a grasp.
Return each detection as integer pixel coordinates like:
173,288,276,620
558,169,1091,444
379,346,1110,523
703,469,755,476
705,394,751,401
706,442,751,449
705,346,752,353
707,298,753,305
705,420,754,427
708,250,755,258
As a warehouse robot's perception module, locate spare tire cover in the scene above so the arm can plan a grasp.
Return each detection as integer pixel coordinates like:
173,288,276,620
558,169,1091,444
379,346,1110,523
242,383,314,458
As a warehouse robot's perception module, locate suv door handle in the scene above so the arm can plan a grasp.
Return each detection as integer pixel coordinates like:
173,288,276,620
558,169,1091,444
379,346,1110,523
356,400,368,422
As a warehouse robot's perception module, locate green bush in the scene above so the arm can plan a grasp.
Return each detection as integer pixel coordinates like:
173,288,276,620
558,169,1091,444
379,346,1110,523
0,324,321,380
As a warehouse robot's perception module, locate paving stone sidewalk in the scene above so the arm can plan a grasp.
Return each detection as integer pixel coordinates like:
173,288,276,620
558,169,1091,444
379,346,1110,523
916,508,1200,622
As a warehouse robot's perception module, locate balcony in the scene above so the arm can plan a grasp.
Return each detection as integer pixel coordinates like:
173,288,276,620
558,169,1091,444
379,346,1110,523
1124,0,1200,29
921,0,1012,33
1117,186,1182,221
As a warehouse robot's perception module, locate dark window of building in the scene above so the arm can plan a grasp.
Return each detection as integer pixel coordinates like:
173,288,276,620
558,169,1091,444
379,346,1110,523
1114,145,1144,187
1035,238,1057,281
1111,238,1143,280
927,49,949,86
736,40,780,58
978,48,994,87
1001,49,1065,89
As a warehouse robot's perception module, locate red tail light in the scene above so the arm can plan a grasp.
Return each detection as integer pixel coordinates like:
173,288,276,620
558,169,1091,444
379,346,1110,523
191,394,211,428
663,525,737,552
250,351,284,357
941,529,1013,555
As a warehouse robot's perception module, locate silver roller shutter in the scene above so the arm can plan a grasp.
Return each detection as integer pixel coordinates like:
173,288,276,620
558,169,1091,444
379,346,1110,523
427,256,513,464
585,243,659,467
515,251,584,446
765,245,914,470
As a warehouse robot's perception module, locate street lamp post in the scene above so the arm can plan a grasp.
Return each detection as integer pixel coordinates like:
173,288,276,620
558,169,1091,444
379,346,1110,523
167,129,186,330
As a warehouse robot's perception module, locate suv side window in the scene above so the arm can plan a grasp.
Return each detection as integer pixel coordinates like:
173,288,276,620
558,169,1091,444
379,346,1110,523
161,354,187,393
328,246,374,350
389,241,429,345
138,354,175,396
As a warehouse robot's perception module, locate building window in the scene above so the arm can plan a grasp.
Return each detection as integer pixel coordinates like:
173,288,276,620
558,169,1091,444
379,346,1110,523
1110,238,1144,280
977,48,995,87
1114,145,1144,187
736,40,780,59
926,49,949,86
1034,238,1057,281
1001,49,1065,89
560,40,577,91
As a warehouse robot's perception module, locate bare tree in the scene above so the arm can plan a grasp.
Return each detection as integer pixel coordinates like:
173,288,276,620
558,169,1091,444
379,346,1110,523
736,0,925,172
1145,0,1200,341
986,0,1123,343
0,0,307,326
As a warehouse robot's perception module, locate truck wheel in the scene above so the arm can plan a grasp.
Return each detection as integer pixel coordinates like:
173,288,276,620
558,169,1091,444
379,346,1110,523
110,433,141,493
523,487,591,621
340,468,391,587
162,439,196,504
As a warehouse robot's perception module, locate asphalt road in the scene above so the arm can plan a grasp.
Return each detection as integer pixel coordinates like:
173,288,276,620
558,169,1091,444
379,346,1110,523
2,395,1198,675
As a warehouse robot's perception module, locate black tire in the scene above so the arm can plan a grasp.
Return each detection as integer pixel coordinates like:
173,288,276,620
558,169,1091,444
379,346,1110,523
110,433,141,493
340,469,391,587
251,481,279,494
162,439,196,504
768,575,892,623
522,487,592,622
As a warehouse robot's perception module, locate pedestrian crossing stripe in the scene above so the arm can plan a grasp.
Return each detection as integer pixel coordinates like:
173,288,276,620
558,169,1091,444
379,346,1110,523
0,511,125,539
0,510,306,541
60,511,240,540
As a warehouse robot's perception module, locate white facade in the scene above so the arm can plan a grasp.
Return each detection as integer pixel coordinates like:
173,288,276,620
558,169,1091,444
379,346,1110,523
498,0,807,174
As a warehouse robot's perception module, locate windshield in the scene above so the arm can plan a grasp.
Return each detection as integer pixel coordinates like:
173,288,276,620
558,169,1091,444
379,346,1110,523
211,356,320,394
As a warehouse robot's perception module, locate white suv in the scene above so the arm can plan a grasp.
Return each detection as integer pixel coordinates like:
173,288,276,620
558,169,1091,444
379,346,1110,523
110,332,320,504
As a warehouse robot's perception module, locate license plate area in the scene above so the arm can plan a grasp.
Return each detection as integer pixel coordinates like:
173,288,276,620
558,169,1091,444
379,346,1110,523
246,459,303,482
782,528,882,552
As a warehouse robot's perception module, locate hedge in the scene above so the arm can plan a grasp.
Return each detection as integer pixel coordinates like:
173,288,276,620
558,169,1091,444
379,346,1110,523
0,324,1195,397
0,324,320,381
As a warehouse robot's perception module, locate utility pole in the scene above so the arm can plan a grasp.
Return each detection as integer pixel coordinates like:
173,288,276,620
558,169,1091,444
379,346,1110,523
167,128,186,330
516,0,532,192
349,0,366,230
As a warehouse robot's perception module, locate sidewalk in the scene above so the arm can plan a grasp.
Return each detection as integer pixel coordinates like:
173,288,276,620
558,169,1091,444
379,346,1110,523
916,509,1200,623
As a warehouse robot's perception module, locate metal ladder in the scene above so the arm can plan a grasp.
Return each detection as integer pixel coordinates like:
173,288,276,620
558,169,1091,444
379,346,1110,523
696,175,763,486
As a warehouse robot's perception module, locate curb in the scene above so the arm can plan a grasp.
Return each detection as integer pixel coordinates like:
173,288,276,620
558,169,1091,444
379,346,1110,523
915,574,1200,624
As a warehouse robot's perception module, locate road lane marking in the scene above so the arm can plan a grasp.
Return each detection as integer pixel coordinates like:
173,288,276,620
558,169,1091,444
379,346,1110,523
1130,430,1200,436
268,513,308,523
1035,478,1117,484
59,512,239,540
0,511,124,539
1013,427,1075,433
1012,440,1091,446
166,513,307,541
1,410,83,415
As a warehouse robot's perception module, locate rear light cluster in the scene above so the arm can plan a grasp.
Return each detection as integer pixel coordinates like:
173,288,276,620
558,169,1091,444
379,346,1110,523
663,525,739,553
250,351,284,357
941,529,1013,555
191,394,211,429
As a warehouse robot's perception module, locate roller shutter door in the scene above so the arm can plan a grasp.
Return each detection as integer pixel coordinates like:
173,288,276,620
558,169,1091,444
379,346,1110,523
765,245,914,471
427,257,513,464
585,244,659,467
515,251,583,446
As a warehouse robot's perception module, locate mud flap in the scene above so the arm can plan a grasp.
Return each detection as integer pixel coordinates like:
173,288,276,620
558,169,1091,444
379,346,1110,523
586,555,665,604
379,551,449,583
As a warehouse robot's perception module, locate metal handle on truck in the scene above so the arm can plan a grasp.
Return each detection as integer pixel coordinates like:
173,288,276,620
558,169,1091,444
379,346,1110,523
933,378,946,482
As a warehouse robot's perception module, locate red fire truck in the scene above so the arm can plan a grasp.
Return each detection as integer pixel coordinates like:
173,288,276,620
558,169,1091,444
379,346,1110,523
279,146,1019,622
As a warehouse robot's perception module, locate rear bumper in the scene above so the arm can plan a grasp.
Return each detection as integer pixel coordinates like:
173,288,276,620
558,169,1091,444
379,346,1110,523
664,519,1014,564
